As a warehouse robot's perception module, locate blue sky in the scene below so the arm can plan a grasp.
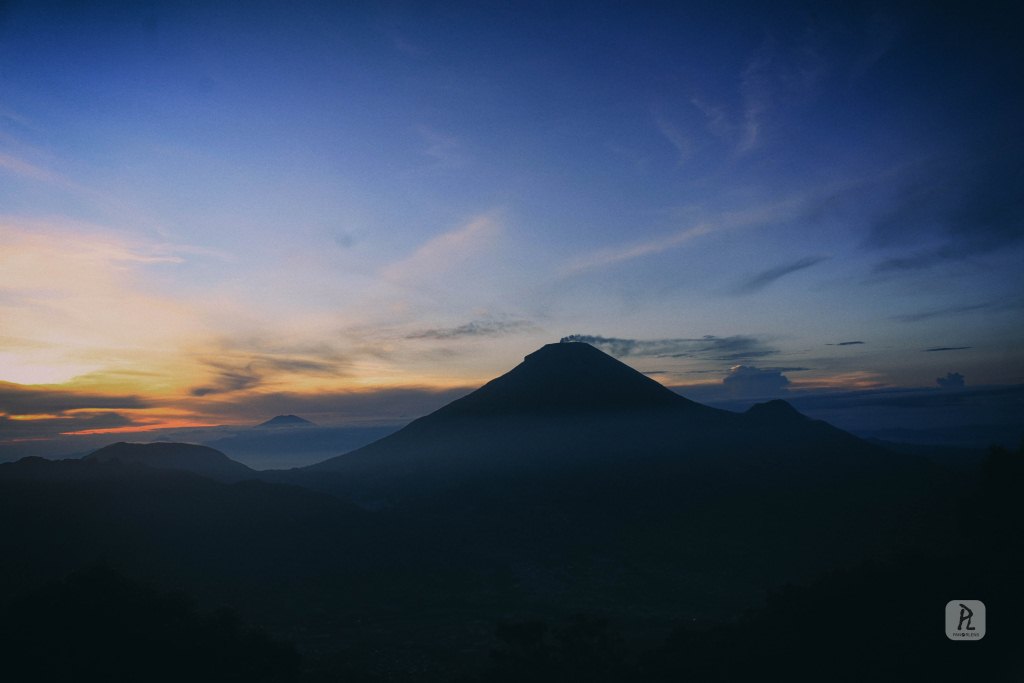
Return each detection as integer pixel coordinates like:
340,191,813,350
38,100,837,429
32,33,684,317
0,0,1022,437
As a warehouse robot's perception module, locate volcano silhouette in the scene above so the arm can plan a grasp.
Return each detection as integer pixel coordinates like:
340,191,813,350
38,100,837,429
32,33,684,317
303,342,901,505
431,341,689,416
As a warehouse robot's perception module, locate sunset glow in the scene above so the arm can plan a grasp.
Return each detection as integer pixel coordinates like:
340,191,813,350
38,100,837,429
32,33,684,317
1,2,1021,447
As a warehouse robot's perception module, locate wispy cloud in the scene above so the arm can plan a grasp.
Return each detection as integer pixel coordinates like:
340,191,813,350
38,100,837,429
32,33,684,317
732,255,829,294
0,151,63,184
187,340,352,397
828,341,865,346
923,346,971,352
415,125,469,168
689,96,733,140
0,103,37,131
190,362,262,397
406,319,534,340
0,381,148,415
391,33,428,59
0,411,139,443
866,144,1024,270
564,195,805,275
892,302,993,323
560,334,777,362
687,29,826,156
738,50,771,153
564,223,712,274
381,213,502,283
653,110,691,165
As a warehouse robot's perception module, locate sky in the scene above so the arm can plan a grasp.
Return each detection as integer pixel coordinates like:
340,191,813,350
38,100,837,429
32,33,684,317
1,0,1022,444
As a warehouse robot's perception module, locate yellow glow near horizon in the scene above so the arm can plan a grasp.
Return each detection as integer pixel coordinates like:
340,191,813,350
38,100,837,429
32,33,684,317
60,420,225,436
0,220,209,391
0,352,103,386
788,371,886,391
3,413,73,421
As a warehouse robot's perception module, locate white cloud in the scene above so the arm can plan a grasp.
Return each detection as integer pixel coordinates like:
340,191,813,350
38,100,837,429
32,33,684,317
381,213,502,284
416,125,469,168
564,223,713,274
0,151,63,184
563,194,806,276
653,110,691,165
689,96,733,139
739,51,771,153
723,365,790,398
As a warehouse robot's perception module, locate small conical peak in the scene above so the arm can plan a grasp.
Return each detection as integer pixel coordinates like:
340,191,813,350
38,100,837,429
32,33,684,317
434,341,687,417
258,415,315,428
745,399,807,421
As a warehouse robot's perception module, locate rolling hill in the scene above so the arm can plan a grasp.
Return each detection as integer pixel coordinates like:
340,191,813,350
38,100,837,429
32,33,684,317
85,442,256,483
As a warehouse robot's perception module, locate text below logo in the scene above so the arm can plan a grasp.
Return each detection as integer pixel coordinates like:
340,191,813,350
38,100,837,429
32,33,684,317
945,600,985,641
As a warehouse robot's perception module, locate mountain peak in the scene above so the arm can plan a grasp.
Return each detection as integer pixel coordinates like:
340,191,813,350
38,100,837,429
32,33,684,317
745,399,807,422
433,341,687,417
258,415,315,428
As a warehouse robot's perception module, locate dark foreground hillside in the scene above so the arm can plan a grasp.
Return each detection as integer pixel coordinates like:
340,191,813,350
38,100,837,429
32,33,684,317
1,444,1020,680
0,566,300,683
469,443,1024,683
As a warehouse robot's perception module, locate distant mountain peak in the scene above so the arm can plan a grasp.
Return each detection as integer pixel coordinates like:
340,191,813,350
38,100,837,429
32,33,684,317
433,341,689,417
745,399,807,421
258,415,315,428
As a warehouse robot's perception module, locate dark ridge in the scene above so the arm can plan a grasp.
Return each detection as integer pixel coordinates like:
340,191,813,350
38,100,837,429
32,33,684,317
85,442,254,482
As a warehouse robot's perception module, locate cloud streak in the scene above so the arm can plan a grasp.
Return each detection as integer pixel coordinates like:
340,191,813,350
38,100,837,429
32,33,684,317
0,381,148,415
867,143,1024,270
653,110,691,164
893,302,993,323
0,151,63,184
188,352,350,397
564,223,712,274
560,334,776,362
738,50,771,153
564,195,806,276
732,255,829,294
381,214,501,283
406,319,534,340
